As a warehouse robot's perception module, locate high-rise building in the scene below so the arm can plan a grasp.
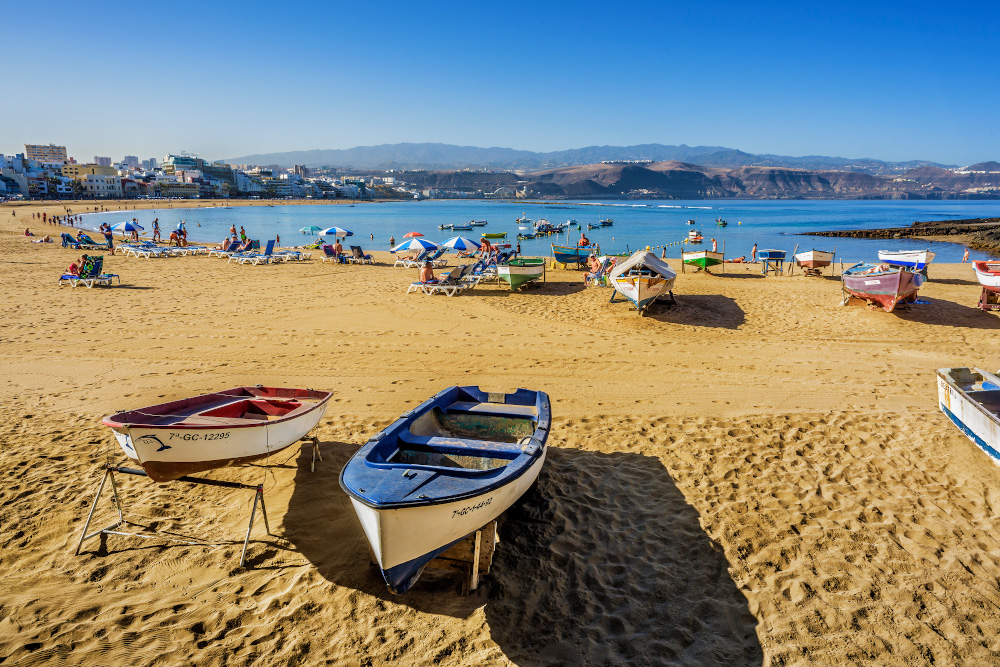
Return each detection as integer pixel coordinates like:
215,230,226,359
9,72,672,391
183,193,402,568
294,164,310,177
94,156,112,166
146,157,157,170
124,155,139,167
25,144,68,164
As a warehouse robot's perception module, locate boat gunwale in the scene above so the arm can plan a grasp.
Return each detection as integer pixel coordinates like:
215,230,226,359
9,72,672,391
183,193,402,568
937,367,1000,431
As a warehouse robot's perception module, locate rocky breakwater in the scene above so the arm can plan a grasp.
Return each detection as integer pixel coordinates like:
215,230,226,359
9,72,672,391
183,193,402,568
807,217,1000,253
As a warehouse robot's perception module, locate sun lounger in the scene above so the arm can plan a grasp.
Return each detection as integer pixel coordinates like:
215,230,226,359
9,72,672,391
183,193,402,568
585,257,612,287
402,248,446,269
233,239,275,265
61,233,82,249
208,240,240,258
347,245,374,265
418,264,474,296
394,249,430,268
276,247,311,261
320,245,347,263
227,240,261,263
58,256,120,288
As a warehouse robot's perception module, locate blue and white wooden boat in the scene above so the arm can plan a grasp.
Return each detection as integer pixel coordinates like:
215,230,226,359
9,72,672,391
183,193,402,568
878,249,936,271
937,367,1000,464
552,244,591,265
340,386,551,593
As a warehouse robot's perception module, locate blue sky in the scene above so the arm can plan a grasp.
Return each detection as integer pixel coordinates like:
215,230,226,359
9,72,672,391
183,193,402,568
3,0,998,165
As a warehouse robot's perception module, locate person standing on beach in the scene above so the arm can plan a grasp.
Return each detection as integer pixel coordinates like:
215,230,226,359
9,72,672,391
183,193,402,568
963,248,970,263
711,238,717,252
230,223,237,239
152,219,161,242
751,243,757,261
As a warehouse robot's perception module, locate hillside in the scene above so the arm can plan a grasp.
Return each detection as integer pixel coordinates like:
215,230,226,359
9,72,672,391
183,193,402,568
221,142,960,174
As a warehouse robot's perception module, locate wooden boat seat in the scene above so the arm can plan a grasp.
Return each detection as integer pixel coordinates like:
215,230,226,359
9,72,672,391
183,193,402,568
398,432,526,457
443,402,537,418
968,389,1000,412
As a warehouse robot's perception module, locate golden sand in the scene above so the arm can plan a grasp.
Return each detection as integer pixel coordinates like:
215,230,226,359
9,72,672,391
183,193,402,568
3,202,1000,665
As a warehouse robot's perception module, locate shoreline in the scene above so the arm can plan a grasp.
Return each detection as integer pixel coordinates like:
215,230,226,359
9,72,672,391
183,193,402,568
804,217,1000,255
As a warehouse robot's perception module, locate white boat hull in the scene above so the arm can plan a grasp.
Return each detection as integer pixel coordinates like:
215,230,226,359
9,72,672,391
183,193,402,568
108,404,328,480
938,368,1000,464
611,275,675,312
878,249,936,270
974,262,1000,289
794,250,834,268
352,449,546,571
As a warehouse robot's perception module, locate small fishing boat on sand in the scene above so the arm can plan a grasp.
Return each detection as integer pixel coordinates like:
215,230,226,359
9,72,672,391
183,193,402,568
609,249,677,315
878,249,936,271
102,387,333,482
973,260,1000,311
841,262,924,312
937,367,1000,464
552,244,592,265
794,249,835,273
682,249,724,272
498,257,545,290
340,386,551,593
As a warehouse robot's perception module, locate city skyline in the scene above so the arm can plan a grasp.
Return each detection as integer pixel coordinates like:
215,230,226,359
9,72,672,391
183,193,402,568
3,0,998,165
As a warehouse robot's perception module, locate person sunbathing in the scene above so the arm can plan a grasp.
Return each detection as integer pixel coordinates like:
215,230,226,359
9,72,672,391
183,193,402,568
68,255,87,277
24,228,33,236
237,238,254,252
419,260,438,284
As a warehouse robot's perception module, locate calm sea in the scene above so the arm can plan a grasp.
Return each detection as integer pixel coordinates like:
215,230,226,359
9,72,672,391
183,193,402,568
81,199,1000,263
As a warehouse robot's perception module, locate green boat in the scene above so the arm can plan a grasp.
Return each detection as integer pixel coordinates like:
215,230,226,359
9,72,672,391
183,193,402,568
497,257,545,290
482,232,507,239
682,249,724,271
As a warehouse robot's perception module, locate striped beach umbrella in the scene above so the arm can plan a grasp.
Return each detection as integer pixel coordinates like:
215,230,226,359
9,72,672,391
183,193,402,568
111,221,144,235
319,226,353,237
440,236,480,252
392,238,438,253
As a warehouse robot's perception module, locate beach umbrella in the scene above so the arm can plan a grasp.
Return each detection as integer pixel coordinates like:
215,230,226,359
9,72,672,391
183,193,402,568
403,231,424,238
319,226,353,237
440,236,480,252
111,221,144,235
299,225,322,234
392,238,438,253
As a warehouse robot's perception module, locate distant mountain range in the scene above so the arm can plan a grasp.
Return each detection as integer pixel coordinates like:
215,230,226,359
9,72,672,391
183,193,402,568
222,142,958,174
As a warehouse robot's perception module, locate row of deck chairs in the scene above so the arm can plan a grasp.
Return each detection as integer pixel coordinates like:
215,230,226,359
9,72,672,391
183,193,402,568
406,252,515,296
393,248,448,269
321,245,374,264
221,240,313,265
58,255,120,288
61,233,110,251
116,241,210,258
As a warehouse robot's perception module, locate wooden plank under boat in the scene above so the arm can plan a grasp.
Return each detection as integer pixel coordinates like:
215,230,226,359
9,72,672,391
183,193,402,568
497,257,545,290
841,262,924,312
937,367,1000,464
609,249,676,315
340,386,550,594
102,386,333,482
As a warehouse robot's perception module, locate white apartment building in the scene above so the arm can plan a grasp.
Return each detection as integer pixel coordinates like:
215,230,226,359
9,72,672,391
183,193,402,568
81,174,123,198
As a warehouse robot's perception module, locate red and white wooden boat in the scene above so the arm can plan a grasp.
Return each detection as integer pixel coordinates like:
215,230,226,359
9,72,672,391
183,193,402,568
974,261,1000,311
794,249,835,272
103,386,333,482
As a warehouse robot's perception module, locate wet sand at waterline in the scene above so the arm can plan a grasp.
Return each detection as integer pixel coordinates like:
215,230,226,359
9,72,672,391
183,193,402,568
3,203,1000,665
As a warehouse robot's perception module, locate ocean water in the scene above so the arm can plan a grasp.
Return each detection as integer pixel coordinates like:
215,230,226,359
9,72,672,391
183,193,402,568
81,199,1000,263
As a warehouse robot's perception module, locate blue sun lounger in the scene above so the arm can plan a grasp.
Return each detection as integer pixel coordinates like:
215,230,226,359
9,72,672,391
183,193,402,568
59,256,120,288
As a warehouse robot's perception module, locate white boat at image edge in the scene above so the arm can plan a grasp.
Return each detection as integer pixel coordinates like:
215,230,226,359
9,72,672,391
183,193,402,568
878,249,936,271
937,367,1000,463
340,386,550,594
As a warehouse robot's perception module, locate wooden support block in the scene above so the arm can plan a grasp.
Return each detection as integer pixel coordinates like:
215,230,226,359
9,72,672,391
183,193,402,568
425,520,499,594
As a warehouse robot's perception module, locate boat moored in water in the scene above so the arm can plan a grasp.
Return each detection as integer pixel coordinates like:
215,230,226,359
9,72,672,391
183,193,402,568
552,244,593,265
102,387,333,482
340,386,551,593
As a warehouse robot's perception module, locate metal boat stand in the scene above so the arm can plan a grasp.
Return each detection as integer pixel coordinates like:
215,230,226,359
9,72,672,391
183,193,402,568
74,465,271,568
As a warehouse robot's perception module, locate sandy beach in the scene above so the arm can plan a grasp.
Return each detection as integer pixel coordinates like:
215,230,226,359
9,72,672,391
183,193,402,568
3,201,1000,665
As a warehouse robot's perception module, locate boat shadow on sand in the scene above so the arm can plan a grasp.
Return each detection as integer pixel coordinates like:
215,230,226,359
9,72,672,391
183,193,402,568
891,297,1000,329
284,444,762,664
639,294,745,329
